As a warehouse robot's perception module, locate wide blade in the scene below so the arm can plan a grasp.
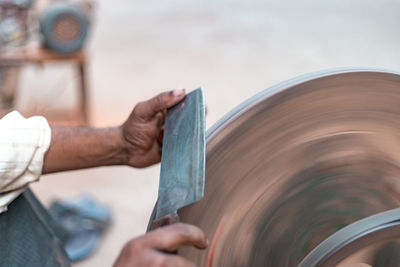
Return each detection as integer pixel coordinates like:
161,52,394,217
155,88,206,219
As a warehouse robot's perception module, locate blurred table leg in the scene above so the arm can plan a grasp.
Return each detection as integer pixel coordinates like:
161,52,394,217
78,61,88,125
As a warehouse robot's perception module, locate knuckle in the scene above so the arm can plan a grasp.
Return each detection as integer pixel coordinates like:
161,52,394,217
178,229,191,241
171,223,193,240
175,223,205,243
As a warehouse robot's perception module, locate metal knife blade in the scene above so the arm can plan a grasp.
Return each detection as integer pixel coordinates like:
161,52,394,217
155,88,206,221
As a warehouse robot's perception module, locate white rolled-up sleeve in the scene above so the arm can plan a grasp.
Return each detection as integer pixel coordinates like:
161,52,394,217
0,111,51,213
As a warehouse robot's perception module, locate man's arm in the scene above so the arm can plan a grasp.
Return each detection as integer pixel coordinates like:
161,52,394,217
42,126,126,173
43,89,185,173
41,88,209,266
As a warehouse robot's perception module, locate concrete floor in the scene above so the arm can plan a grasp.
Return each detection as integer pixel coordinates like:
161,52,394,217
12,0,400,265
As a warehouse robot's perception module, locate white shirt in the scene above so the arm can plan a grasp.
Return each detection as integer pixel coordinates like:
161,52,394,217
0,111,51,213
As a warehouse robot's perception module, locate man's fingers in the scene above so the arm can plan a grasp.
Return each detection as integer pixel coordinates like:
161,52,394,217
115,236,197,267
145,89,186,117
114,224,206,267
144,223,208,252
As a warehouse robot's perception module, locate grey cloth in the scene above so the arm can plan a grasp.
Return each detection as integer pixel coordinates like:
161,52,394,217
0,188,71,267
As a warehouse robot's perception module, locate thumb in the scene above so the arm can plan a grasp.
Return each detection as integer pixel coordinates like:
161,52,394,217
145,89,186,116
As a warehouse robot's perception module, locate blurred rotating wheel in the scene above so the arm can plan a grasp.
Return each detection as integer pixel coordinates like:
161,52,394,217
177,69,400,266
299,208,400,266
39,2,89,54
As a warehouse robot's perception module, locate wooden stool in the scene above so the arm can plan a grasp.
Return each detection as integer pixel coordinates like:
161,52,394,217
0,46,89,124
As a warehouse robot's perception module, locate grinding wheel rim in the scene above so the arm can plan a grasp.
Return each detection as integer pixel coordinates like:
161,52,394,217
206,67,400,144
177,68,400,266
299,208,400,266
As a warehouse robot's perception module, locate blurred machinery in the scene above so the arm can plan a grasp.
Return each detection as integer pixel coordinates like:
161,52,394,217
0,0,92,53
176,69,400,266
0,0,33,111
39,0,91,54
0,0,34,48
0,0,93,123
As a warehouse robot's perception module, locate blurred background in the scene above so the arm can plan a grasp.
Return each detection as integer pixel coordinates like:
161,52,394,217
1,0,400,266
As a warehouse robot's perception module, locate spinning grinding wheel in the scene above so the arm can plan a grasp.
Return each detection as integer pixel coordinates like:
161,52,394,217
174,69,400,266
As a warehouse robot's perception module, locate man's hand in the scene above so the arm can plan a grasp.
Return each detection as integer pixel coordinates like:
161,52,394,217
121,89,186,168
113,223,208,267
42,89,185,173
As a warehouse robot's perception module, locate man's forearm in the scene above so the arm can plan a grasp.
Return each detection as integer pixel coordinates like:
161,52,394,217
42,126,129,174
42,90,185,174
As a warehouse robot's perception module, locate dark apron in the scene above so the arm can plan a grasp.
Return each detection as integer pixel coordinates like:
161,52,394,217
0,189,71,267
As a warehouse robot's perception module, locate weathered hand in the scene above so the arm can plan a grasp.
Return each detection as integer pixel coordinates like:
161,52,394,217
113,223,208,267
121,89,186,168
